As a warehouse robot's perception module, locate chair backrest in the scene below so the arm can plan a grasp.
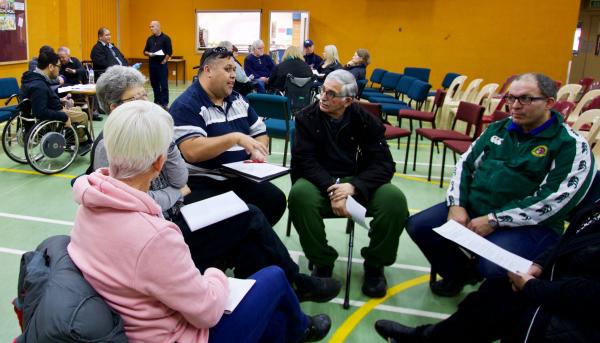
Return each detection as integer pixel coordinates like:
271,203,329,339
497,74,518,94
369,68,387,86
405,80,432,109
556,84,582,102
431,89,447,113
453,101,485,138
356,79,368,99
459,78,483,102
552,100,577,121
444,75,467,103
247,93,291,123
490,109,510,122
572,109,600,145
579,77,595,92
379,72,403,91
581,95,600,112
395,76,417,98
0,77,19,100
441,72,461,89
569,89,600,124
589,81,600,91
284,74,316,113
472,83,499,106
357,101,385,122
404,67,430,82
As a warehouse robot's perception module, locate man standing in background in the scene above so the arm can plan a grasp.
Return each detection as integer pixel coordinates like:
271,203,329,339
144,20,172,109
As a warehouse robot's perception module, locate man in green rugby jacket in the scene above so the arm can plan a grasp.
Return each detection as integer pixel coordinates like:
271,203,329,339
406,73,596,297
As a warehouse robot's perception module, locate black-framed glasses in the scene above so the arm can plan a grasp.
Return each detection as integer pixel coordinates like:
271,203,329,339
117,91,148,105
199,47,234,68
504,94,548,105
320,89,347,99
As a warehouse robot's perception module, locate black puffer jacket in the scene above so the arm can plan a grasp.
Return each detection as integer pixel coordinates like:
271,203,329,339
521,200,600,342
291,101,395,204
15,235,128,343
20,71,68,122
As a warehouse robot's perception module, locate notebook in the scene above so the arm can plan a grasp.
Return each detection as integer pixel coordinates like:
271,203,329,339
224,277,256,314
180,191,249,232
221,161,290,183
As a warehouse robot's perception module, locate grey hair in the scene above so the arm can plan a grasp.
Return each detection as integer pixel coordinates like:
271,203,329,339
251,40,264,51
96,65,146,113
217,40,233,51
103,100,173,180
57,46,70,55
515,73,557,99
325,69,358,97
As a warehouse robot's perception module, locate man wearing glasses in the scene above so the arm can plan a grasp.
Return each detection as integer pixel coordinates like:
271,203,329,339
169,47,286,228
288,69,409,298
243,40,274,93
406,73,596,297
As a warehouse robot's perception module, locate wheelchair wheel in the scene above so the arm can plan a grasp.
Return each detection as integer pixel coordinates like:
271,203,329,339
24,120,78,175
1,114,28,164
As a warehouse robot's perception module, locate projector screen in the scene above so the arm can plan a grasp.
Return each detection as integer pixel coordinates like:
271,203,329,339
196,10,261,53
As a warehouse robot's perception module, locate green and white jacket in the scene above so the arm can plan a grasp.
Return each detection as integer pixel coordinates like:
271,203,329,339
447,111,596,232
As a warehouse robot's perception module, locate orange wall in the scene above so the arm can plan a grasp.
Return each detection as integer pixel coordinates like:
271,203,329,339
0,0,581,89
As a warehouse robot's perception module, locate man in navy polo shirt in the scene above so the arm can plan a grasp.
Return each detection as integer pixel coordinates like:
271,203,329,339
170,47,286,226
243,40,274,93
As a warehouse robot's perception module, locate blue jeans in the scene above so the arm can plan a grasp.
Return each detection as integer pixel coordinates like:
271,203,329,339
252,79,267,93
406,202,560,279
209,266,309,343
149,62,169,106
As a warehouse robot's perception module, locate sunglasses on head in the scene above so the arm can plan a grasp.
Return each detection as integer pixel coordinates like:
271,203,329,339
200,47,234,68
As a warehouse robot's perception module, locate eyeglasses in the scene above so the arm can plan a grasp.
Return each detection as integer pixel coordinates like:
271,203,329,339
118,91,148,104
320,89,347,99
200,47,234,68
504,94,548,105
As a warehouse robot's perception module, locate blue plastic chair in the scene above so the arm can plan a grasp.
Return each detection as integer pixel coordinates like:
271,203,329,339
361,72,403,99
404,67,430,83
367,76,417,103
0,77,20,122
247,93,294,166
364,68,387,91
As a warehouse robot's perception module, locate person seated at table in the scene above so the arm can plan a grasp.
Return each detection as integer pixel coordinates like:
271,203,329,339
344,48,370,81
317,45,342,80
243,39,275,93
91,65,341,305
303,39,323,70
374,198,600,343
68,100,332,343
20,47,92,153
58,46,87,86
268,45,313,93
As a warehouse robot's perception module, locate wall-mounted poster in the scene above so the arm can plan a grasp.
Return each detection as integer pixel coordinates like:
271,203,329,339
0,0,27,64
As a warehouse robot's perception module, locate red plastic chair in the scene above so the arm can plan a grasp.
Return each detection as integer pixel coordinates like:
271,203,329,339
439,139,473,188
413,101,485,181
552,100,577,121
358,101,411,173
589,81,600,91
398,89,446,131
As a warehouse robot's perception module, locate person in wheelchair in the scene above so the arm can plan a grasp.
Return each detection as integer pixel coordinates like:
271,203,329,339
268,45,313,93
20,47,92,154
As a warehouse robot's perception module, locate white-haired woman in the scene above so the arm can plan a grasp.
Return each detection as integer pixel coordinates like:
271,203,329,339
317,45,341,79
68,101,330,343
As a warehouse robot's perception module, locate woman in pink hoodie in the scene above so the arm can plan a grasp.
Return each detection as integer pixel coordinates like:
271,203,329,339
68,100,330,343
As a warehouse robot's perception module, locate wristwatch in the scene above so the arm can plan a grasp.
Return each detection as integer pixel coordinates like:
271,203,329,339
488,212,499,229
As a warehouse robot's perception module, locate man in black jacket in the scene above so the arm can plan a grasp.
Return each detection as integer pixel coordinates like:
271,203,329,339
288,69,409,298
58,46,86,86
374,197,600,343
143,21,172,108
91,27,128,79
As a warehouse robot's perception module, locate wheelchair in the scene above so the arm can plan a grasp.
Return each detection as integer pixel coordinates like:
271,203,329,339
2,98,88,175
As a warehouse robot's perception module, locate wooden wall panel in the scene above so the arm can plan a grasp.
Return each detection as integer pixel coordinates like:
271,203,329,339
81,0,118,61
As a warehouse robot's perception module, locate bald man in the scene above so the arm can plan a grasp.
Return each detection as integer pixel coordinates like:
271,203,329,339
144,20,172,109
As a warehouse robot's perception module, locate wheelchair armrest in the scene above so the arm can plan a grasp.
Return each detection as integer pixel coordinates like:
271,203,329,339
5,94,19,106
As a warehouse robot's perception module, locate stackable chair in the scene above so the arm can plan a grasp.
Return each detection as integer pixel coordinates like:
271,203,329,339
567,89,600,126
361,72,403,100
403,67,431,83
364,68,387,92
413,101,485,181
571,109,600,145
246,93,294,166
428,72,460,97
552,100,577,121
0,77,20,123
439,78,483,129
556,84,582,102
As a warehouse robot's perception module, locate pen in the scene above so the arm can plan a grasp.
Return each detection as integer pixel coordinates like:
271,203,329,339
244,159,265,163
329,178,340,197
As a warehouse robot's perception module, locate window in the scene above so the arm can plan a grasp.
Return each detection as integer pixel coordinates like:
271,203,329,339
269,11,309,62
195,10,261,53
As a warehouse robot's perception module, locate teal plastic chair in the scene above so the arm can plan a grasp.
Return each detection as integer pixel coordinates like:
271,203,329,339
0,77,20,122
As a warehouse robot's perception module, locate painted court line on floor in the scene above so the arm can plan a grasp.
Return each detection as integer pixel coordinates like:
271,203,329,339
329,298,449,320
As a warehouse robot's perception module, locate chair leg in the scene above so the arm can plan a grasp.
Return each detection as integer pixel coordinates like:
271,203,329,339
427,141,435,181
283,136,289,167
344,219,355,310
269,137,272,154
435,141,440,154
440,145,448,188
403,134,410,174
413,133,419,171
419,121,423,140
286,215,292,237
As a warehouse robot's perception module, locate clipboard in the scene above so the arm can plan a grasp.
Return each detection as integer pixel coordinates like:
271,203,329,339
221,161,290,183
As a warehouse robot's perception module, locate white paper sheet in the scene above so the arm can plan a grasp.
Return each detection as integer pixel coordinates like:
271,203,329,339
433,220,532,273
224,277,255,314
221,161,289,181
180,191,249,232
57,84,96,93
153,49,165,56
345,196,368,230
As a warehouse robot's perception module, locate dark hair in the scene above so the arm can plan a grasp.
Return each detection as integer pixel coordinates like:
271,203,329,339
37,48,59,69
39,45,54,54
516,73,558,99
199,47,233,71
97,27,108,38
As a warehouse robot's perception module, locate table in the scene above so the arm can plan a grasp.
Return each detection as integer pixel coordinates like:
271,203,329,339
66,85,97,139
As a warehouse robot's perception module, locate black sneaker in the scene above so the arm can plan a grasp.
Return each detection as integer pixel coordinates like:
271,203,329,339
374,319,432,343
302,314,331,342
293,273,341,303
311,264,333,278
362,264,387,298
92,113,103,121
430,272,482,297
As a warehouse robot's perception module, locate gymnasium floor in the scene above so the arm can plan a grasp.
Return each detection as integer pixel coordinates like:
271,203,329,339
0,83,478,342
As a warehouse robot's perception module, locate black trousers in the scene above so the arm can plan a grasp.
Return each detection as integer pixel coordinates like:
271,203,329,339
175,204,299,281
185,175,287,227
149,62,169,106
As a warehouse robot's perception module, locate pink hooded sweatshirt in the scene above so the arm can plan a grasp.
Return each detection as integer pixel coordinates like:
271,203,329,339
68,169,229,343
